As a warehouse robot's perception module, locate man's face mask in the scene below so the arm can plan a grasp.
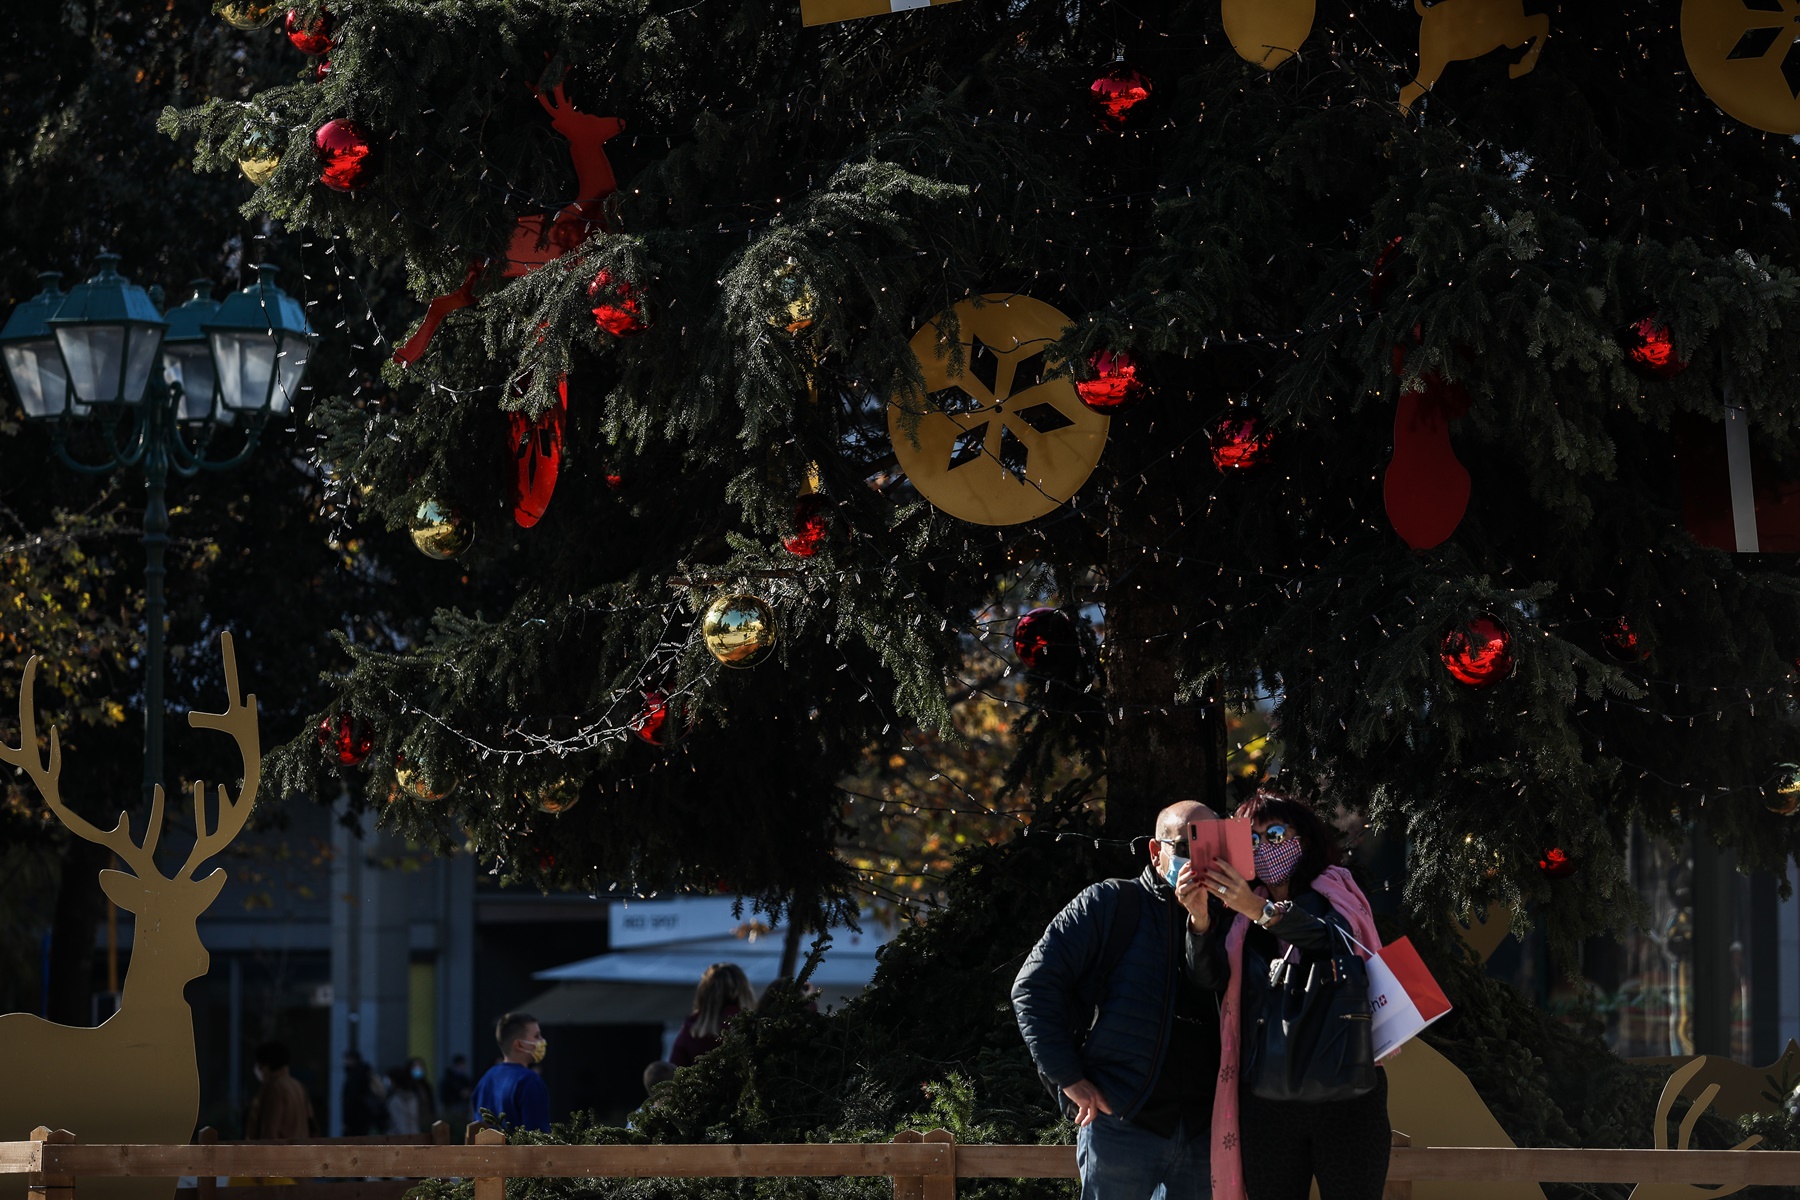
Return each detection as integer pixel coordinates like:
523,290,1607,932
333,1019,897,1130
1157,837,1188,889
1252,823,1304,884
520,1037,548,1064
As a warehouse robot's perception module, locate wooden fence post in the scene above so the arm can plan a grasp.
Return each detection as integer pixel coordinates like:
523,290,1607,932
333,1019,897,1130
920,1130,955,1200
429,1122,452,1146
891,1130,923,1200
469,1125,506,1200
28,1128,76,1200
192,1126,218,1200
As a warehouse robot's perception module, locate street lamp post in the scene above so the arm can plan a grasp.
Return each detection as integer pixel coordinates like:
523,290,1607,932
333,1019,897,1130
0,255,316,812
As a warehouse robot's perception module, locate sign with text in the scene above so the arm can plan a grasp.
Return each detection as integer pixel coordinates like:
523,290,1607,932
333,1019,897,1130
608,897,763,949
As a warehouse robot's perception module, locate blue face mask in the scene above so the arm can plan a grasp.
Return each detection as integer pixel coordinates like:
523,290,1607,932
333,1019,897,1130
1163,855,1188,890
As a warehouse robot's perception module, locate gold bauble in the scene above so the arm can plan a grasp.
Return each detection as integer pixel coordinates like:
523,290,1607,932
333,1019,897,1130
240,155,279,185
769,260,816,334
410,499,474,560
534,778,581,814
216,1,279,29
238,127,281,185
1222,0,1315,70
1771,764,1800,816
394,758,458,802
701,593,779,668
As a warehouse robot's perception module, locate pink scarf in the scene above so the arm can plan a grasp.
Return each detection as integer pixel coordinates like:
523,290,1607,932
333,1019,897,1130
1208,865,1381,1200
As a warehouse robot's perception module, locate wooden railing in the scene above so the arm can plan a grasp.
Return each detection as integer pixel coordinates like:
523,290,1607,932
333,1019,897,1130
5,1126,1800,1199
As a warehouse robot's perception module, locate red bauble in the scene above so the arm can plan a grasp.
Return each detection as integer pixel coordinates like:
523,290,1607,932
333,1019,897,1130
1210,411,1274,470
1618,313,1687,380
1076,349,1145,412
1090,63,1153,128
1013,607,1076,673
1440,614,1514,688
632,690,692,747
506,376,567,528
316,713,372,766
1602,616,1648,663
313,118,375,192
604,472,625,491
589,269,648,336
284,7,333,54
1537,847,1578,879
315,58,332,82
782,493,830,557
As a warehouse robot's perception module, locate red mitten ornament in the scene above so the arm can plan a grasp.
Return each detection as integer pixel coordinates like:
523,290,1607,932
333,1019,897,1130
1383,373,1470,550
507,377,567,528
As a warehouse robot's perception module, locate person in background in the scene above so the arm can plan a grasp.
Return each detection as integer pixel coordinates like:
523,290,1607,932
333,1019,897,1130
439,1054,474,1115
340,1049,387,1136
642,1060,676,1096
670,963,756,1067
385,1065,422,1135
404,1056,439,1128
245,1041,317,1139
471,1012,551,1132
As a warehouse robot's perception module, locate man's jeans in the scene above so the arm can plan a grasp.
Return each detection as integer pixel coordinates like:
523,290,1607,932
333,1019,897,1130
1075,1112,1213,1200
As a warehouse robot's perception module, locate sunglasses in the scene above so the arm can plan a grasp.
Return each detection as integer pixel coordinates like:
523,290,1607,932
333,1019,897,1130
1152,837,1189,857
1250,824,1291,848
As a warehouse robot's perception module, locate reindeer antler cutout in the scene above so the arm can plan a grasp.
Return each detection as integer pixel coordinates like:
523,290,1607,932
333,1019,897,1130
1,632,259,881
180,631,260,880
1627,1057,1764,1200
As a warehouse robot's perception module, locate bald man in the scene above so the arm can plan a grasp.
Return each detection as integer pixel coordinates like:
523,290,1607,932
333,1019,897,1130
1012,801,1227,1200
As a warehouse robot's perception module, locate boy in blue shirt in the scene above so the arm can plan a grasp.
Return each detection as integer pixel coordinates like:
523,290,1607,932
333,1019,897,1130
471,1012,551,1133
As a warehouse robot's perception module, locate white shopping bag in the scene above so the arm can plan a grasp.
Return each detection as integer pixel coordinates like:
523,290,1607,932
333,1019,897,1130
1363,935,1452,1061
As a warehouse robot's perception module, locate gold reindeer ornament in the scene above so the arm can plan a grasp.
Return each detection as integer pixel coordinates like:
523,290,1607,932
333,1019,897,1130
1628,1057,1763,1200
0,633,259,1200
1399,0,1550,114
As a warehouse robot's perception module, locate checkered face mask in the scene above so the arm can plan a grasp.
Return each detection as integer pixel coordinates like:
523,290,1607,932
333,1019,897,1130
1253,836,1304,885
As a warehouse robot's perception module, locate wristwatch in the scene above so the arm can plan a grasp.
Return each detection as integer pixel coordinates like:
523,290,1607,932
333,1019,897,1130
1255,900,1286,929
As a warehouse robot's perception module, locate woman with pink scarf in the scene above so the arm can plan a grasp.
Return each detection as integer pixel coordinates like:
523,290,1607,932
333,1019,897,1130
1200,792,1391,1200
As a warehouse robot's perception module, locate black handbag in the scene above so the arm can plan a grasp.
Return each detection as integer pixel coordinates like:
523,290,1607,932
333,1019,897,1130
1245,923,1378,1104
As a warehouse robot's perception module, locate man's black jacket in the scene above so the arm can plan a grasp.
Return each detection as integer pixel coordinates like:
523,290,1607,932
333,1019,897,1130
1011,864,1225,1121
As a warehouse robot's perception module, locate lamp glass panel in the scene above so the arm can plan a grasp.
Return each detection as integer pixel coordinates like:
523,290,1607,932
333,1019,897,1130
164,344,218,421
270,335,311,414
213,329,278,411
3,338,69,418
56,324,125,404
122,324,164,404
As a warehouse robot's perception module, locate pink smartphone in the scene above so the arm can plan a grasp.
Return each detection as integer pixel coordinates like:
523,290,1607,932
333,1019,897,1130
1187,817,1255,879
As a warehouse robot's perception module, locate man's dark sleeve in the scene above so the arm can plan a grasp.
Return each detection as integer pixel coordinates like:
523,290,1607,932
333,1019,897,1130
1011,884,1108,1090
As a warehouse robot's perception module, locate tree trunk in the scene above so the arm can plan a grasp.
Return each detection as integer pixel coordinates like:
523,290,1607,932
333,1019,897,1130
45,839,112,1026
1103,547,1226,839
777,919,804,980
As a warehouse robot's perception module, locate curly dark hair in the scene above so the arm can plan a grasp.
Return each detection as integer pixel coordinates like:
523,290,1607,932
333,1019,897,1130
1233,790,1340,890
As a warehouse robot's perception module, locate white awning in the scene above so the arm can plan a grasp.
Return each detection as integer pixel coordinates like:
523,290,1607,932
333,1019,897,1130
521,927,888,1026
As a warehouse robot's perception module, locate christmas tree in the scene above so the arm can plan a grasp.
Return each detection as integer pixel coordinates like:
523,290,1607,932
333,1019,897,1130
158,0,1800,1158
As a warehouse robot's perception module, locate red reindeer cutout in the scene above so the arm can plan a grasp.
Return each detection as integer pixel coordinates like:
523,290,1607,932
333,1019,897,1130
394,81,625,366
